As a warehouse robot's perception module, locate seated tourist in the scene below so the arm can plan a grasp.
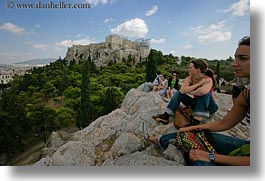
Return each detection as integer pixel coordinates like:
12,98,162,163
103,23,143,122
166,71,179,99
152,59,218,125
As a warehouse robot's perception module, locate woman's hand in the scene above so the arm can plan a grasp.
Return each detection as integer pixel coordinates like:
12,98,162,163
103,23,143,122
189,150,210,162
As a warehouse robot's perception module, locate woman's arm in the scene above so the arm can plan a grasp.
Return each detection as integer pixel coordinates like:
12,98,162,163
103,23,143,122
190,77,212,96
215,154,250,166
189,150,250,166
179,91,248,133
179,76,202,94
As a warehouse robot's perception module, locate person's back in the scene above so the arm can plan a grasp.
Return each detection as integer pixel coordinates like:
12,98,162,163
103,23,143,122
152,74,162,86
153,59,218,124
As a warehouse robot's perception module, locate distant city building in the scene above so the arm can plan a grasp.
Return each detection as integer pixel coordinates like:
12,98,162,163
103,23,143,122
0,64,39,85
0,73,12,84
64,34,150,67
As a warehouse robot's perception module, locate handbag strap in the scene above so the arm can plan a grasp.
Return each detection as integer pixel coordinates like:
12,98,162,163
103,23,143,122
196,131,216,153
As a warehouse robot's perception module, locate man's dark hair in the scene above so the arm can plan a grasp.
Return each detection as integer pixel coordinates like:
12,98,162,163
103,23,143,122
238,36,250,46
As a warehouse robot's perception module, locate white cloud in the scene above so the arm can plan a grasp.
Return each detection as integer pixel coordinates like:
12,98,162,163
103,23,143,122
110,18,148,38
223,0,249,16
0,52,19,57
169,51,176,55
0,22,25,34
145,5,158,16
198,31,232,45
150,38,165,44
181,45,192,49
191,21,231,44
85,0,109,6
181,32,190,37
192,21,227,34
103,18,115,24
55,39,95,50
0,51,33,64
25,38,95,52
25,41,48,51
32,44,48,51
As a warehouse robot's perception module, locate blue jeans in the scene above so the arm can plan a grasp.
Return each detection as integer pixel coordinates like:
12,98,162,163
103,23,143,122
157,132,249,166
165,91,218,117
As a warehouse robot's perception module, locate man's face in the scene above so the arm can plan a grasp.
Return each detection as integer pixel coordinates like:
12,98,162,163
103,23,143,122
232,45,250,78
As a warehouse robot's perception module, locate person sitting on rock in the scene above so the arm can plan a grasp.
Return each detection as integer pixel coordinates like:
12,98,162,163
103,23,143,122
148,36,250,166
166,71,179,99
152,59,218,125
143,71,162,92
153,74,168,96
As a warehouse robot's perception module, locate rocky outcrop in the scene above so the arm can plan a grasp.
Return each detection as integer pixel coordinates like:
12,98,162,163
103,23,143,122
34,85,249,166
64,34,150,67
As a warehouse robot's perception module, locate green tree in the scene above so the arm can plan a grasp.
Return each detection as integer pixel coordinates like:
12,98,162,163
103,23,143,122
40,81,58,102
146,49,158,82
54,107,76,129
100,87,124,115
79,57,91,128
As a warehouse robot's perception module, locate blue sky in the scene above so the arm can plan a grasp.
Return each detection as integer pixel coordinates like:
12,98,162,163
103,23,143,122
0,0,250,64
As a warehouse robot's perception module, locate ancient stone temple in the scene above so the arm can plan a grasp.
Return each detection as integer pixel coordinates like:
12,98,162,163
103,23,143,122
64,34,150,67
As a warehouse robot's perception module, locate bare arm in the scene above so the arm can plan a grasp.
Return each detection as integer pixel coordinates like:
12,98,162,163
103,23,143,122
190,150,250,166
179,91,249,133
190,78,213,96
179,76,202,94
215,154,250,166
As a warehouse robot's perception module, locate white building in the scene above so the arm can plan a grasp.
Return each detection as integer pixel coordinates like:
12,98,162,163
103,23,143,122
0,74,13,84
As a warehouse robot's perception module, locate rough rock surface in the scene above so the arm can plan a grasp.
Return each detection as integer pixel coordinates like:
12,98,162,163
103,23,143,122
34,84,249,166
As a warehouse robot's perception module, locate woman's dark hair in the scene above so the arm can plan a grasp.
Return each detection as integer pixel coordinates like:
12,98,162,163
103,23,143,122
171,70,179,79
205,69,218,89
238,36,250,46
191,59,208,74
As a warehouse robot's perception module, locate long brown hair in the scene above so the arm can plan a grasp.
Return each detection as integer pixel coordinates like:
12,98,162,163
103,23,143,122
205,69,218,89
191,59,208,74
191,59,217,88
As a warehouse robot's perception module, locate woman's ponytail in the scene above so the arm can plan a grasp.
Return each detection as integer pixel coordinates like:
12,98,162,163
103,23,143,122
205,69,218,89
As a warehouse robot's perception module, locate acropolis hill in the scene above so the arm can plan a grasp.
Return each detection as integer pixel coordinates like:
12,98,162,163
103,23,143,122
64,34,150,67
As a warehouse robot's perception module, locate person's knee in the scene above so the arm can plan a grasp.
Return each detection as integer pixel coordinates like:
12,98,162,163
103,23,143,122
172,91,181,99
